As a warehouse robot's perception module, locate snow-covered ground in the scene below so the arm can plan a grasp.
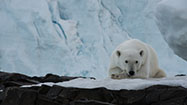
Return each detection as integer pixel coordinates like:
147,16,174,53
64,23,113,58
22,76,187,90
155,0,187,61
0,0,187,78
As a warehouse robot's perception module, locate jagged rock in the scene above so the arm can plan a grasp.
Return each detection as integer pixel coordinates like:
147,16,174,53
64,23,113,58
1,84,187,105
0,71,187,105
0,71,90,90
31,74,78,83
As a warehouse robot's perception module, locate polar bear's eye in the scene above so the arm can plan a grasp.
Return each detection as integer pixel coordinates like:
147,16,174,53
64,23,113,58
125,60,128,63
135,61,138,64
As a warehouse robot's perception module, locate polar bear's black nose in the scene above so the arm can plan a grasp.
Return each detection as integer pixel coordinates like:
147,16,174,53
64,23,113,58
129,71,135,76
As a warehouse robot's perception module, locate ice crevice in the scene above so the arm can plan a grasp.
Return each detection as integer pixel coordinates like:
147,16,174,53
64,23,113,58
52,20,67,40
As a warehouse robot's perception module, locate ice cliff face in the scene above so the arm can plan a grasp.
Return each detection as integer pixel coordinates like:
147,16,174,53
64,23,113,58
0,0,129,78
0,0,187,78
155,0,187,61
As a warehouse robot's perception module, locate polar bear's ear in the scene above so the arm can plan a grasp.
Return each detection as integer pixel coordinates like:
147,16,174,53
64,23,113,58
116,50,121,57
139,50,144,57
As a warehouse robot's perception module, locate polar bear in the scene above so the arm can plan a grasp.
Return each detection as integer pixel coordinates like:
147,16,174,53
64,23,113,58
109,39,166,79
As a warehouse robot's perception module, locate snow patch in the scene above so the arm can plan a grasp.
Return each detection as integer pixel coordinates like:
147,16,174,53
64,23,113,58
23,77,187,90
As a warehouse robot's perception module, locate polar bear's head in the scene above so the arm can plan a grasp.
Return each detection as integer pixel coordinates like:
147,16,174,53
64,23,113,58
116,49,145,77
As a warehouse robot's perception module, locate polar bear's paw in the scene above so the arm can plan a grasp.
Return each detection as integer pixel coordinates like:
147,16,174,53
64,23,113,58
111,73,126,79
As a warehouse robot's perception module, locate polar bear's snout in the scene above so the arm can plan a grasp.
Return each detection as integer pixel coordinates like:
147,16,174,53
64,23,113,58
127,66,136,76
125,60,140,77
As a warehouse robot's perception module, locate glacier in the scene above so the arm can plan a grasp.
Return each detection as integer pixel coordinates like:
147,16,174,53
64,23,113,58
0,0,187,79
155,0,187,61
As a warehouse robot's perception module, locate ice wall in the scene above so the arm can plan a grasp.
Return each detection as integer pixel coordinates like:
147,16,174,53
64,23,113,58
155,0,187,61
0,0,187,78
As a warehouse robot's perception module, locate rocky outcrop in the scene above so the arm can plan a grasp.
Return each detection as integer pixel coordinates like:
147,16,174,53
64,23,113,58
0,71,85,90
0,71,187,105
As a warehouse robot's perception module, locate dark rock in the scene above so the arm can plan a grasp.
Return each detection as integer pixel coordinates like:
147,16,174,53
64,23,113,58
2,85,187,105
0,71,81,90
0,90,4,104
0,72,38,84
47,85,63,98
1,88,21,105
38,85,51,95
18,89,37,105
32,74,76,83
0,72,39,90
1,87,37,105
32,73,95,83
73,88,114,103
58,87,79,100
3,81,23,88
145,85,168,104
36,94,61,105
41,74,76,83
72,100,114,105
115,89,145,104
175,74,186,77
1,71,187,105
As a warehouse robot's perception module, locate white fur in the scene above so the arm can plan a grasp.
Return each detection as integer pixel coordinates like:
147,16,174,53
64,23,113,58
109,39,166,79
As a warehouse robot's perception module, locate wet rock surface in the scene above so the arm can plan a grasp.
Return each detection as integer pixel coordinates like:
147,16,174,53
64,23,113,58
0,71,187,105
